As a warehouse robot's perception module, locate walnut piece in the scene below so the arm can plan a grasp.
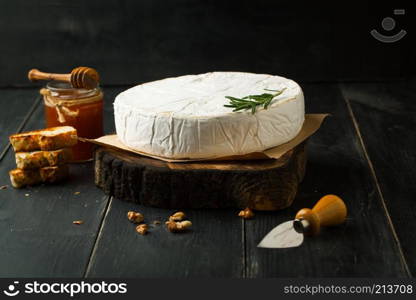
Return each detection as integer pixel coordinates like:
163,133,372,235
169,211,186,222
166,220,192,233
136,224,148,235
127,211,144,223
238,207,254,219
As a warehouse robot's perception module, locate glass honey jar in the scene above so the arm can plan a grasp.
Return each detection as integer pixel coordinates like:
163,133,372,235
41,81,104,162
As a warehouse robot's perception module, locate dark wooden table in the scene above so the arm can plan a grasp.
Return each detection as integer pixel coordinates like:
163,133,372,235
0,82,414,278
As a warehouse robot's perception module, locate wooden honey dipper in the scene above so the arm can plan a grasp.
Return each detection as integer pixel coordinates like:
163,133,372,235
28,67,100,89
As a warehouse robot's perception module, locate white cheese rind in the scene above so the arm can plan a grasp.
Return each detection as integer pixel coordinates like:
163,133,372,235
114,72,304,159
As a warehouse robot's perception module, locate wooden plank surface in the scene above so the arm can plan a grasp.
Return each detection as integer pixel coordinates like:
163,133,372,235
0,88,39,160
85,200,244,277
0,84,412,278
244,84,409,277
0,87,122,277
341,82,415,276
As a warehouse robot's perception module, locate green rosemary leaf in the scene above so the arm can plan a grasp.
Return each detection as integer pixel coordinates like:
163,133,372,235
233,106,248,112
225,96,243,102
246,94,272,101
251,103,256,114
224,88,286,114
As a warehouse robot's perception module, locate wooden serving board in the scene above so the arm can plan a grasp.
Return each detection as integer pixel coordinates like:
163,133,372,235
94,142,306,211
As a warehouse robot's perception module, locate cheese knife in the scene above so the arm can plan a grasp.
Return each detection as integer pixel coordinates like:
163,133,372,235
257,194,347,248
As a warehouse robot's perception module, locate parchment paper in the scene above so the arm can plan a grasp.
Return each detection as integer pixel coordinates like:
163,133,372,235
79,114,328,163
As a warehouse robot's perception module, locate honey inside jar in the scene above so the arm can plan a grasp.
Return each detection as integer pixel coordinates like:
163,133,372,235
42,82,103,162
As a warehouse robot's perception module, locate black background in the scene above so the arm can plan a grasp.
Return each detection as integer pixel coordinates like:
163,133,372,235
0,0,413,87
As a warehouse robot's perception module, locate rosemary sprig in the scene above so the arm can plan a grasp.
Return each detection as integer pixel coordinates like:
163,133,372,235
224,88,287,114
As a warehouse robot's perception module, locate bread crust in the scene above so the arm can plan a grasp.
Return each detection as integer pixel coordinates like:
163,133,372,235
9,126,77,152
9,165,69,188
15,148,73,169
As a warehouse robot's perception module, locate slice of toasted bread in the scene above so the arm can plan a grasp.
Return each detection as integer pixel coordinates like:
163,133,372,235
9,165,69,188
15,148,73,169
9,126,77,152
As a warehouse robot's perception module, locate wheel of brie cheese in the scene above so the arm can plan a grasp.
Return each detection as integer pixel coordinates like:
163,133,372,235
114,72,304,159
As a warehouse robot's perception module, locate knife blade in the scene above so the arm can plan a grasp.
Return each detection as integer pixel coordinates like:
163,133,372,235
257,194,347,249
257,220,304,248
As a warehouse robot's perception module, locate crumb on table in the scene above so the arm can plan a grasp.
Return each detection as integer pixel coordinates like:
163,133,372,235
136,224,148,235
238,207,255,219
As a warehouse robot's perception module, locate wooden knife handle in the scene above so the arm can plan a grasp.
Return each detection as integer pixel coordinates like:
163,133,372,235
28,69,71,83
295,194,347,236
